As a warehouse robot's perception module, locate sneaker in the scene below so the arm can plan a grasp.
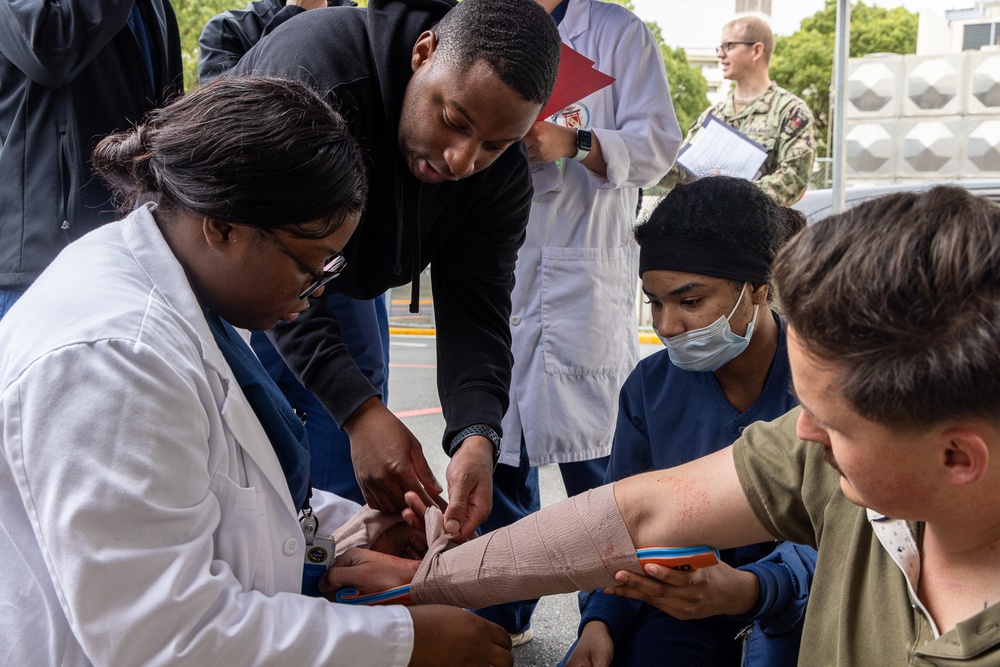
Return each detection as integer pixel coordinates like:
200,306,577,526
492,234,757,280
509,628,533,648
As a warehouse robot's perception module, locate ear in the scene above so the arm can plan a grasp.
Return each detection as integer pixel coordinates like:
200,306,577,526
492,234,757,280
202,217,236,250
411,30,436,72
751,42,766,64
939,427,990,487
750,283,769,305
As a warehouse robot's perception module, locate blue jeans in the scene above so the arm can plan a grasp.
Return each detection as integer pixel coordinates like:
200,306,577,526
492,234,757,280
474,437,609,634
251,293,389,503
0,288,27,320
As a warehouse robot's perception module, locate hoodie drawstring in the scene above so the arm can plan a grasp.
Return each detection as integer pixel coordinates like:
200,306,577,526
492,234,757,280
409,185,422,314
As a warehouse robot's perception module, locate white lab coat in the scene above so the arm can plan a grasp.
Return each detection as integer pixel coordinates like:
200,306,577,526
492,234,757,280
502,0,681,467
0,206,413,666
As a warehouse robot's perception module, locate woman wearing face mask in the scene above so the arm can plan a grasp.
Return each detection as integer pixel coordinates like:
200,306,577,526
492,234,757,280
560,176,816,667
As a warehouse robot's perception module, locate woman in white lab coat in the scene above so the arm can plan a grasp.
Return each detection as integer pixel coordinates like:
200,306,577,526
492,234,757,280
0,76,510,667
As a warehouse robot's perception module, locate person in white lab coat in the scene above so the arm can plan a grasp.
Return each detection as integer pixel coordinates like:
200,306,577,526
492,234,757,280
477,0,682,643
0,76,512,667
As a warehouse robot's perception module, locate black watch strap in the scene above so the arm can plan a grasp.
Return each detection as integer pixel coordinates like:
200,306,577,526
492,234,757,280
448,424,501,465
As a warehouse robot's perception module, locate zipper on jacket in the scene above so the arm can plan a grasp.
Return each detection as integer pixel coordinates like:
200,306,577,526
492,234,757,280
58,123,71,242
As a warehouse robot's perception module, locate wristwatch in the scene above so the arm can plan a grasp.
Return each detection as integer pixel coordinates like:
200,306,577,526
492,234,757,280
571,129,593,161
448,424,501,467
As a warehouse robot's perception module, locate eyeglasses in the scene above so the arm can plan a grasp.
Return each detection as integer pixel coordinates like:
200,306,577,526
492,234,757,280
263,230,347,300
716,41,758,55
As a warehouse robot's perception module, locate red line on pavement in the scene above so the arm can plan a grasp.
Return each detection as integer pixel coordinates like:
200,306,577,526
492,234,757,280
389,363,437,369
393,406,443,419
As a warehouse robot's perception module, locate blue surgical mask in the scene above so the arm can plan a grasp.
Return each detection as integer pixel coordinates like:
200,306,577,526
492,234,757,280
656,284,759,372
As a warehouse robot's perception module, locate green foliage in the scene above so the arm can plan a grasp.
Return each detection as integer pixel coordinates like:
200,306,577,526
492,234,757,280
603,0,709,138
661,44,710,136
173,0,242,91
770,0,918,156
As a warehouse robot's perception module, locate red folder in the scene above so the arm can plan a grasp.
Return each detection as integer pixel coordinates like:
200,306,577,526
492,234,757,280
537,42,616,121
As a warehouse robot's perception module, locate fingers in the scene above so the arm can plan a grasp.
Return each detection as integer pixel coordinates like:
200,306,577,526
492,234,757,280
361,480,402,514
441,492,468,538
319,547,368,596
322,548,418,597
604,569,676,601
411,445,443,496
640,563,696,585
486,621,514,667
522,121,543,143
360,459,440,515
441,476,491,541
444,439,494,539
408,606,513,667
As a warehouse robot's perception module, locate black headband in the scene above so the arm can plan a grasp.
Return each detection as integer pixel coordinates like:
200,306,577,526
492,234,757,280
638,236,771,284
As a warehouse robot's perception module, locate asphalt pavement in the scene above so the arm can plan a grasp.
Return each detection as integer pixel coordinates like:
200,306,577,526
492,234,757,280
386,333,662,666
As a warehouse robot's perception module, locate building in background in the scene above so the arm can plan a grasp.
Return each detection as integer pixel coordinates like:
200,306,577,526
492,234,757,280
917,1,1000,53
842,0,1000,184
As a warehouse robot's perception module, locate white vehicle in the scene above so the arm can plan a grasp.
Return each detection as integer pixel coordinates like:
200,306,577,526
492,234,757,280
794,180,1000,222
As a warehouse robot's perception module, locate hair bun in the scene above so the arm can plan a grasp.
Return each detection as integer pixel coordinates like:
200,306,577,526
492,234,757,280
91,120,159,207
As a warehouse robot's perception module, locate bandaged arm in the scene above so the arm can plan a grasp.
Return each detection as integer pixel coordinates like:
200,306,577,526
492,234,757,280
409,485,642,607
409,446,772,608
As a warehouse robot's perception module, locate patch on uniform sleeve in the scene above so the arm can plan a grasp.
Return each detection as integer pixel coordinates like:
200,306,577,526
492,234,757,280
782,109,809,137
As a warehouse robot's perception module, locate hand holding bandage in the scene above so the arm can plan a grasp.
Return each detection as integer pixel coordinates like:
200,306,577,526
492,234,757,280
325,485,719,607
329,504,425,560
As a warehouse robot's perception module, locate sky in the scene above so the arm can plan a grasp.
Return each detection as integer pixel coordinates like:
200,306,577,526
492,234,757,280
630,0,973,49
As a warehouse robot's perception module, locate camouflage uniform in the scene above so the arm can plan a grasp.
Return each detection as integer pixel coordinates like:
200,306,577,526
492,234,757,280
661,83,816,206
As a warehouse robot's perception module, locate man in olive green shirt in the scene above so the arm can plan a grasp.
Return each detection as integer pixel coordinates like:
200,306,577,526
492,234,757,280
661,16,815,205
606,185,1000,665
331,186,1000,665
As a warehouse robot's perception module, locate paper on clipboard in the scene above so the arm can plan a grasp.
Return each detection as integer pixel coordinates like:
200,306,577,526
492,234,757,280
676,114,768,180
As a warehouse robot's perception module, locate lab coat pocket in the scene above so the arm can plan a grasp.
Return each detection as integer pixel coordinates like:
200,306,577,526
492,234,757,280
540,245,634,376
209,472,261,592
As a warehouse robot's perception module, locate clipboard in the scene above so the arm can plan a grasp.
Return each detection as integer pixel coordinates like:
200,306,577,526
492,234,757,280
676,114,768,181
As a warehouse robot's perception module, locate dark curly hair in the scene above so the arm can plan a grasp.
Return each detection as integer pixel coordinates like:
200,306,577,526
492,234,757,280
635,176,805,295
433,0,560,105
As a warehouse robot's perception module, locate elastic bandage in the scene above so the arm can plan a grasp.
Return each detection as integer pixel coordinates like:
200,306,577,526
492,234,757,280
409,484,640,608
331,505,405,558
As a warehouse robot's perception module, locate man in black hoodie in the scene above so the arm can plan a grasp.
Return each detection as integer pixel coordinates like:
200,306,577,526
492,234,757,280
235,0,561,541
0,0,182,318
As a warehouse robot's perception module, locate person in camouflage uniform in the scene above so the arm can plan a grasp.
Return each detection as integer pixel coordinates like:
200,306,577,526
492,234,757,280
661,15,815,206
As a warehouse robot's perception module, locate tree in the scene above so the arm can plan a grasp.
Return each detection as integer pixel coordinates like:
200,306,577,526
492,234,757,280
660,43,710,137
173,0,241,91
770,0,918,156
603,1,709,137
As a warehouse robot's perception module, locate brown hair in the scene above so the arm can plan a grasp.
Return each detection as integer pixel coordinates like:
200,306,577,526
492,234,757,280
725,16,774,62
773,186,1000,428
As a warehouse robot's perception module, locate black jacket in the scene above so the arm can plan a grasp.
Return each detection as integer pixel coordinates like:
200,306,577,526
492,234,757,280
198,0,356,83
0,0,182,289
236,0,532,451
